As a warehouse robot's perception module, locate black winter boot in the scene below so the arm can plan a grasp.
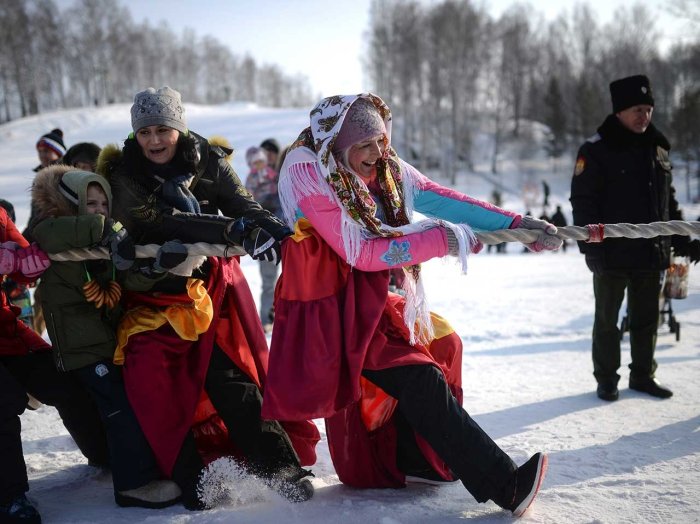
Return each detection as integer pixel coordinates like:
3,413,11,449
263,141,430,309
264,466,315,503
629,377,673,399
114,480,182,509
596,381,619,401
506,453,548,518
0,494,41,524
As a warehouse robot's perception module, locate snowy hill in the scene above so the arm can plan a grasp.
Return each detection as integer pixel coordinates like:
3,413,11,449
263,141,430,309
1,102,699,523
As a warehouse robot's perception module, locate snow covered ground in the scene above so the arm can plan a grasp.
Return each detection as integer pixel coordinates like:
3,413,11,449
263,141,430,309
1,102,699,523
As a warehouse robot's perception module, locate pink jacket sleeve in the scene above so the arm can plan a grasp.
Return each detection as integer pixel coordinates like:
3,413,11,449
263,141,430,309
296,167,449,272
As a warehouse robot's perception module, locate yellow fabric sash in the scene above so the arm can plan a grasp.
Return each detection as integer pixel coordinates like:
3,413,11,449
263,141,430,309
113,279,214,365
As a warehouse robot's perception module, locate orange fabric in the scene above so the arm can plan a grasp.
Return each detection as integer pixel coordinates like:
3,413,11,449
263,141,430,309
114,279,213,364
358,377,396,432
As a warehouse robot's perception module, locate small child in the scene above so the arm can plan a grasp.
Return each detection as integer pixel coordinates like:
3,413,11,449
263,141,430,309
30,165,183,509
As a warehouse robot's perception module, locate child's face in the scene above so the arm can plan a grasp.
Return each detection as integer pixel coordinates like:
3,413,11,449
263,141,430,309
252,159,266,171
37,146,60,167
74,160,96,172
86,184,109,217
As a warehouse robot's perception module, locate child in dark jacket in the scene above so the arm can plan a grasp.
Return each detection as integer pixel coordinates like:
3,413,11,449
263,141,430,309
31,165,185,509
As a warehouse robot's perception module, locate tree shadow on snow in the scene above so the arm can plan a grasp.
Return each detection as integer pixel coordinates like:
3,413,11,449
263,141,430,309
544,414,700,488
470,392,601,441
467,338,590,357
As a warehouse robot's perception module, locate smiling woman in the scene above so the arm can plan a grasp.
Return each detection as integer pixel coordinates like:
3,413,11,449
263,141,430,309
262,93,562,518
95,85,320,510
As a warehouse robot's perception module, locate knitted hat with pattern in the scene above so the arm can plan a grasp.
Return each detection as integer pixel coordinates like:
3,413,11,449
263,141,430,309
130,86,187,133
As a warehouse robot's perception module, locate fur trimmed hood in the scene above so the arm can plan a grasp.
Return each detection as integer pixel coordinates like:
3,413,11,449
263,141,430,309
95,143,122,179
32,164,111,221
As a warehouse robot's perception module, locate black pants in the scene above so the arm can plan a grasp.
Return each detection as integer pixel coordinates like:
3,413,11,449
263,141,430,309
0,352,109,503
204,345,299,474
592,270,661,384
171,345,299,501
74,360,161,491
362,365,517,506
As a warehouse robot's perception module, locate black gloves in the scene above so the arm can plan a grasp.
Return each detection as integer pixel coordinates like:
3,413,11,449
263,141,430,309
153,240,189,272
224,218,281,264
675,239,700,265
585,252,605,276
101,219,135,270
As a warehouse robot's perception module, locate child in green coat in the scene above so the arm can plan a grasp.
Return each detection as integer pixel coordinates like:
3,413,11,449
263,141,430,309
31,165,185,509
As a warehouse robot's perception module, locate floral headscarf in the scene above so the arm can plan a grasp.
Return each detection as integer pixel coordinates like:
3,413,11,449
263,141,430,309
292,94,420,278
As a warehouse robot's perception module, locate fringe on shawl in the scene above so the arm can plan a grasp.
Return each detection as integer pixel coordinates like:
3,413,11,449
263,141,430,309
280,159,366,266
278,153,478,346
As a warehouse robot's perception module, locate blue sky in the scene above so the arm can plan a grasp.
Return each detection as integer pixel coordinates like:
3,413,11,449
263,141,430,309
60,0,686,98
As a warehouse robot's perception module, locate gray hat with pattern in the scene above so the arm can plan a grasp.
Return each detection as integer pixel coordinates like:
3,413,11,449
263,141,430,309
130,86,187,134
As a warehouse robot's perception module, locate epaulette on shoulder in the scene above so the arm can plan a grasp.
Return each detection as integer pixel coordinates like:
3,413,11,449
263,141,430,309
586,133,601,144
95,143,123,180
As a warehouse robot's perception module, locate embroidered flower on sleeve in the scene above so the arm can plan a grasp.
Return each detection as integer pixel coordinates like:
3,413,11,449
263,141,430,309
380,239,412,266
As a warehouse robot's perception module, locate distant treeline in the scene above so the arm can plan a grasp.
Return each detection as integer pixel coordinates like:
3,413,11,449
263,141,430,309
0,0,315,123
366,0,700,184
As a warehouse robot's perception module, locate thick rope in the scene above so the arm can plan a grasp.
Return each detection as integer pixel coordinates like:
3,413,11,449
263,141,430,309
47,221,700,261
49,243,246,262
477,220,700,245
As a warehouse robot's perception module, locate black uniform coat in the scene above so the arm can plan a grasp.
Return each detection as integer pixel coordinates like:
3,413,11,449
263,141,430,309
570,115,684,272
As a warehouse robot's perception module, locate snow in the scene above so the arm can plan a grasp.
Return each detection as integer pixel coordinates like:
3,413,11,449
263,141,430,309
1,102,699,524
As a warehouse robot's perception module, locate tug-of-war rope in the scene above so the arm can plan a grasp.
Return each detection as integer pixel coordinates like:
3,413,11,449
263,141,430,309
48,220,700,262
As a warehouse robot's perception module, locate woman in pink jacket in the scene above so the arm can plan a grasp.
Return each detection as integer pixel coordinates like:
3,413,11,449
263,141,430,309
262,94,560,517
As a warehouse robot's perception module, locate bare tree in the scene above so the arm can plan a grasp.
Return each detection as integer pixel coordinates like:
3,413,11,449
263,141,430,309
0,0,38,117
497,4,538,137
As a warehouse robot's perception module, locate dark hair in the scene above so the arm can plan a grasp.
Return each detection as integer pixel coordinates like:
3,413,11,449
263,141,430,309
260,138,280,154
0,199,16,222
63,142,101,168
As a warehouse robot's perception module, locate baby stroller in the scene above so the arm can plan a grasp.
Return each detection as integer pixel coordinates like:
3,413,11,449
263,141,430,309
619,257,689,342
